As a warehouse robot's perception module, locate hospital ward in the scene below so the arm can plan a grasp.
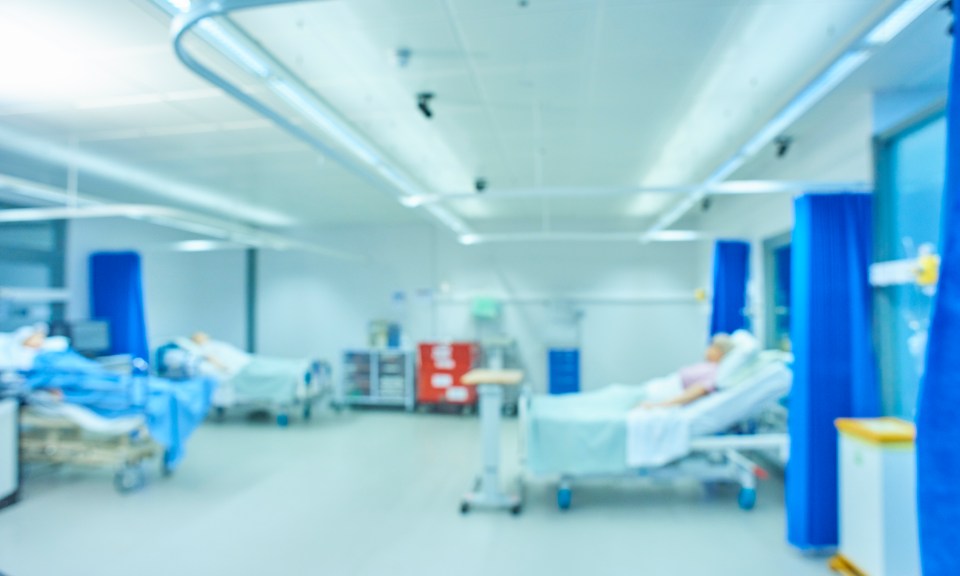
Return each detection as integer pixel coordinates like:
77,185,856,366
0,1,957,575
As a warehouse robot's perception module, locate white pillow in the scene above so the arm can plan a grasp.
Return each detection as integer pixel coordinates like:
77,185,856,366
174,337,202,356
41,336,70,352
715,330,760,388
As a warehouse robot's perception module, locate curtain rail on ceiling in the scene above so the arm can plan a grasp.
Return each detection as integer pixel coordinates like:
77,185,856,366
0,202,363,261
165,0,474,238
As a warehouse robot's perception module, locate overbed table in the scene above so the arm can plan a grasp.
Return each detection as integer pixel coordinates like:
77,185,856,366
460,369,524,515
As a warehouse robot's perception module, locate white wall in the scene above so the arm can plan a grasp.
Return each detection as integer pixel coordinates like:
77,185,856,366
67,218,247,351
63,218,766,394
257,224,711,392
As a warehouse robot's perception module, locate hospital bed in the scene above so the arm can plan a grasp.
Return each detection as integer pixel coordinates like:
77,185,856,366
20,394,161,493
8,351,213,493
520,348,792,511
157,341,332,427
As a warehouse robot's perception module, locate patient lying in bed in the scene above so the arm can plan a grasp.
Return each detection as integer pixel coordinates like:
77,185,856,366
180,332,252,379
170,332,317,411
525,330,784,474
636,333,734,409
0,325,70,371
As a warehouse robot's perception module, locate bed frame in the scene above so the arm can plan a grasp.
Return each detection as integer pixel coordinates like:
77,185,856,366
518,392,790,511
19,410,161,493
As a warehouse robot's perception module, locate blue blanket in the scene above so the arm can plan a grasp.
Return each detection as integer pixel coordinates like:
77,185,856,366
27,351,214,470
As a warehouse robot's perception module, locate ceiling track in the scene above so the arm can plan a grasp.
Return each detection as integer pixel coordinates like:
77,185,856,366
159,0,929,247
402,180,873,206
0,201,362,261
167,0,474,237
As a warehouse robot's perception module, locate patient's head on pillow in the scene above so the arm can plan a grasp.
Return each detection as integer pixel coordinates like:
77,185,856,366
17,324,49,349
190,331,211,346
705,333,734,363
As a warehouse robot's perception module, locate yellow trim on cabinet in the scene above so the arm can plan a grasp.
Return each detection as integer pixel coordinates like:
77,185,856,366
835,417,915,445
829,554,868,575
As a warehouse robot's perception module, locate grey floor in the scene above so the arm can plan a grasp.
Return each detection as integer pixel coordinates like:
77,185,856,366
0,410,831,576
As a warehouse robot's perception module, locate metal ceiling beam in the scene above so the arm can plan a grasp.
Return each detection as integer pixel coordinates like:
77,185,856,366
0,201,362,261
399,180,872,206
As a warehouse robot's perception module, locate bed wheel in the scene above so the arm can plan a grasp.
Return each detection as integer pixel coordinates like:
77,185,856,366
738,487,756,510
303,404,312,421
276,413,289,428
460,501,470,514
215,407,226,420
557,487,572,510
510,503,523,516
114,465,146,494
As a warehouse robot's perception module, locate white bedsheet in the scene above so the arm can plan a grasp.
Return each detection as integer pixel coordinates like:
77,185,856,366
624,359,792,467
25,401,145,435
626,407,689,467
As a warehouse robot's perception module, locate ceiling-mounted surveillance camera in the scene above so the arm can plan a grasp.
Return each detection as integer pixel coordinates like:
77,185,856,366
774,136,793,159
474,178,488,193
417,92,434,119
701,197,712,212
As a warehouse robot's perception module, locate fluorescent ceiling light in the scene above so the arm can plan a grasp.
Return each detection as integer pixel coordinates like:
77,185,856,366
644,230,703,242
865,0,940,45
168,0,192,11
453,231,711,244
399,195,425,208
457,232,700,244
712,180,797,194
172,239,237,252
711,180,872,194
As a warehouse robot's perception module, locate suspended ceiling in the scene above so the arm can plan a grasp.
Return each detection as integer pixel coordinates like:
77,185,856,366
0,0,951,234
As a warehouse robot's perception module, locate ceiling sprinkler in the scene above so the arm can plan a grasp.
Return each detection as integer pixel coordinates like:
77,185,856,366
394,47,412,68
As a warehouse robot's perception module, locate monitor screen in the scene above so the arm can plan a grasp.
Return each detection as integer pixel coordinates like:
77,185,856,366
70,321,111,356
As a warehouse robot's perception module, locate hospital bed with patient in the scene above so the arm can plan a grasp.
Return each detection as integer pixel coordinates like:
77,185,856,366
1,326,214,493
156,332,332,427
521,331,791,510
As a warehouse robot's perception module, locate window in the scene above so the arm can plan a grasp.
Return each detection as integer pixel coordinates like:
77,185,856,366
0,205,67,331
874,109,946,420
763,232,792,352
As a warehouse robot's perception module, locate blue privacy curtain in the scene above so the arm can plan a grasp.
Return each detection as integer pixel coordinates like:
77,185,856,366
917,23,960,576
90,252,149,360
710,240,750,335
787,193,880,550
